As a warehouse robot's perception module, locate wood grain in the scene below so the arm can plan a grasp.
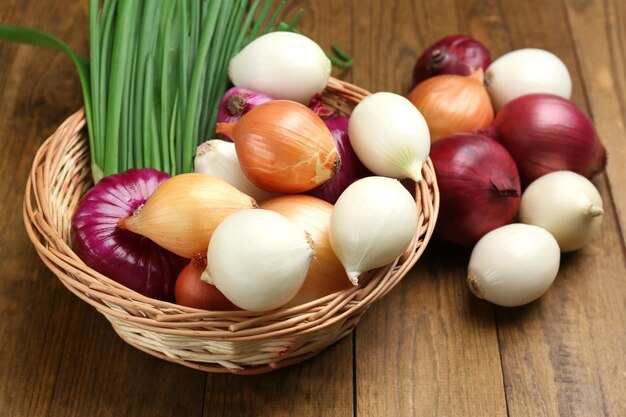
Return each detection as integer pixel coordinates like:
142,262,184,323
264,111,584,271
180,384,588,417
204,338,353,417
0,2,88,416
563,0,626,247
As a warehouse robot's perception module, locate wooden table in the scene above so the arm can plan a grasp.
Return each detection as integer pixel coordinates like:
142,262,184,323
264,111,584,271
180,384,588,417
1,1,625,416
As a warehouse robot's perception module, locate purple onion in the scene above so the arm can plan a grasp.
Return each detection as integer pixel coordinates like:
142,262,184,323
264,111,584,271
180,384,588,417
217,87,273,123
413,34,491,85
71,169,187,301
308,115,372,204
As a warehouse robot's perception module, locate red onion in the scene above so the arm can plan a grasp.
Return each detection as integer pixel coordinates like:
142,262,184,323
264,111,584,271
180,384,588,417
307,115,371,203
308,93,335,117
71,169,187,301
492,94,607,185
430,134,521,246
217,87,273,123
413,34,492,85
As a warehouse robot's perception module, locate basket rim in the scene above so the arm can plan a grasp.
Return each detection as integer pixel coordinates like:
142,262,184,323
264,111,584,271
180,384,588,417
22,77,440,372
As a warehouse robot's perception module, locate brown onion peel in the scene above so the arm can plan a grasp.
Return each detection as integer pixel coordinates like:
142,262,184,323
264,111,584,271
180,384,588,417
260,195,352,307
216,100,340,193
408,69,494,142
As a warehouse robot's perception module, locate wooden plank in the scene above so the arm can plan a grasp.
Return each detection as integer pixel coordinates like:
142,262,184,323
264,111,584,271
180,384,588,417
352,1,507,415
489,0,626,415
204,338,353,417
0,2,90,416
563,0,626,248
47,300,206,417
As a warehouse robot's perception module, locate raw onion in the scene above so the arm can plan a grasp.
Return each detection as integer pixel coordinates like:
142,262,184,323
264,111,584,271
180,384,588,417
492,94,607,185
413,34,491,84
71,169,187,301
430,134,521,246
307,115,372,204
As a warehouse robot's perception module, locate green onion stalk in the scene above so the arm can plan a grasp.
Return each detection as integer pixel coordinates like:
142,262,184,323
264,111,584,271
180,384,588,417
0,0,317,182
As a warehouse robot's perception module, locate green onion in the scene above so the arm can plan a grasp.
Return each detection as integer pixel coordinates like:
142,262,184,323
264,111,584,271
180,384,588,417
1,1,350,181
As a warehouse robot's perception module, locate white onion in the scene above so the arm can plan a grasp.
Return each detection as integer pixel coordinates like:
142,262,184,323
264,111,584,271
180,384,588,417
485,48,572,110
228,32,331,104
467,223,560,307
348,92,431,182
205,209,314,311
329,176,418,284
194,140,274,203
519,171,603,252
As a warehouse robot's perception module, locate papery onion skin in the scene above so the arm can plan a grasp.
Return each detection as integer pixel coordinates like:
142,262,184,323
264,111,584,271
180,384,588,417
307,115,372,204
329,176,418,284
194,140,275,203
206,209,314,311
348,92,430,181
71,169,187,302
492,94,607,185
216,100,340,193
260,195,352,307
413,34,492,84
408,70,494,142
175,256,238,310
217,87,274,124
519,171,604,252
430,134,521,246
228,31,331,104
118,173,257,258
485,48,572,111
468,223,560,307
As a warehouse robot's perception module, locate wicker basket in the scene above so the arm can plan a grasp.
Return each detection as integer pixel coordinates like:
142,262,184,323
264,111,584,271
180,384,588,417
23,78,439,374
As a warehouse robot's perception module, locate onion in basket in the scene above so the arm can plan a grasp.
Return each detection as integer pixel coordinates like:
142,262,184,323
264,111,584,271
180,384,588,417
203,209,315,311
329,176,418,285
71,168,187,301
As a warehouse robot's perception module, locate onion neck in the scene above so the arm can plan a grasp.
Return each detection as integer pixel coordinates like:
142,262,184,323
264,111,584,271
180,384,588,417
215,122,235,140
467,272,484,299
474,125,499,140
586,204,604,218
227,94,246,117
490,179,519,198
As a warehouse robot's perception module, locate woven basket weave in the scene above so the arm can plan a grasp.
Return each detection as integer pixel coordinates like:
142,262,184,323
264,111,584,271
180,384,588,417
23,78,439,374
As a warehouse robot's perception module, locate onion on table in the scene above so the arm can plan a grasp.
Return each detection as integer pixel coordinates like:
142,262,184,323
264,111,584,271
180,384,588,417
489,93,607,185
429,134,521,246
413,34,492,84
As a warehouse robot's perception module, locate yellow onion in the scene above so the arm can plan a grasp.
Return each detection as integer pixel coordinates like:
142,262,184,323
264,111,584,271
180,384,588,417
216,100,340,193
408,69,494,142
118,173,257,258
261,195,351,307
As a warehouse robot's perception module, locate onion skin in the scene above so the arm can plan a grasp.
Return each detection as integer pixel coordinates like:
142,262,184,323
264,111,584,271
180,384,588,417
307,115,372,204
216,100,340,193
408,70,494,142
175,256,238,310
430,134,521,246
217,87,273,124
413,34,492,84
260,195,351,306
493,94,607,185
71,169,187,301
118,173,257,259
